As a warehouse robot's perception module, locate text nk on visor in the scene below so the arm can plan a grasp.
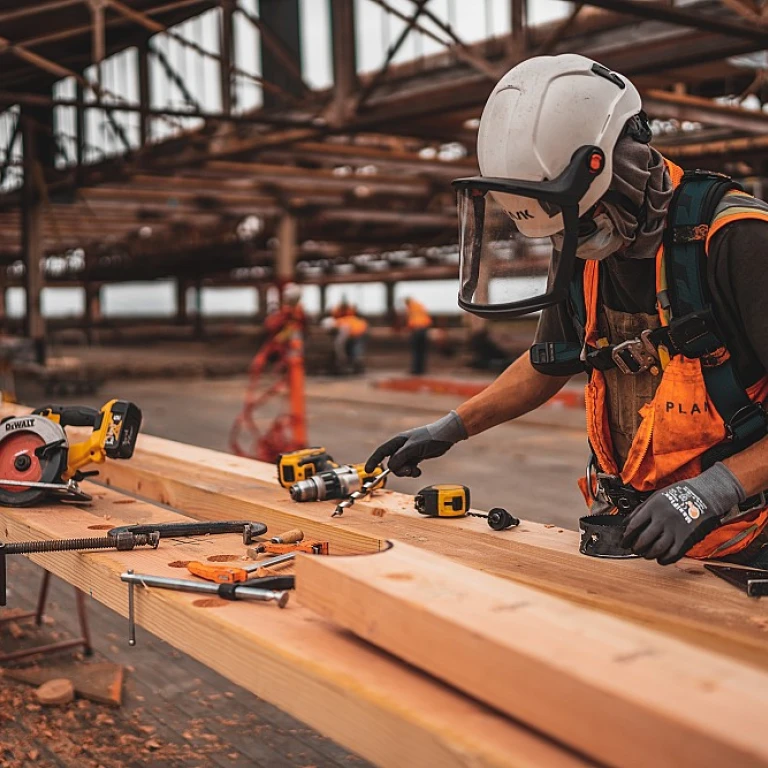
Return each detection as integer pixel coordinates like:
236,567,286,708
453,145,606,318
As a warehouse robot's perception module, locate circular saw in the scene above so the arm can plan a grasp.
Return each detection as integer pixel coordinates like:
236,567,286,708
0,399,142,507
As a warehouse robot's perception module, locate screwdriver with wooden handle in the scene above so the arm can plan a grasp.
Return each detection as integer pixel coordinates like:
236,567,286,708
187,552,296,585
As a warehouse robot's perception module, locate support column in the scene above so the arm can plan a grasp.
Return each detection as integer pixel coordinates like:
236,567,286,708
259,0,302,109
0,270,7,331
193,279,204,338
319,284,328,316
276,212,297,285
256,283,268,321
385,282,396,325
176,278,188,325
75,81,86,168
84,282,101,344
138,40,151,146
328,0,357,126
508,0,527,60
21,108,53,365
219,0,235,115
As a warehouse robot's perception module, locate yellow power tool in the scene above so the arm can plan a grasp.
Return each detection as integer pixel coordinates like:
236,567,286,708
289,463,385,502
276,447,337,488
415,484,520,531
0,399,142,506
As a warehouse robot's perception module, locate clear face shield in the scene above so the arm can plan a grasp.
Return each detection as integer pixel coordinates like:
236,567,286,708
453,145,606,319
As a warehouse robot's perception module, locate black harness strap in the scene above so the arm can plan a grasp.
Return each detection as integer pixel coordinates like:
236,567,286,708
530,170,768,471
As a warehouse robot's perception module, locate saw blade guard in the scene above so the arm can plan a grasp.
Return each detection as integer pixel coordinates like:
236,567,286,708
0,415,68,506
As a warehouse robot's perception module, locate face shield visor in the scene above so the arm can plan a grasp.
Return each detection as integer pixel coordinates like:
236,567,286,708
453,145,606,319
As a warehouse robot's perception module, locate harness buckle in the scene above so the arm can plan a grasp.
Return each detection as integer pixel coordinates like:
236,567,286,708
738,491,768,515
611,330,659,375
725,402,767,442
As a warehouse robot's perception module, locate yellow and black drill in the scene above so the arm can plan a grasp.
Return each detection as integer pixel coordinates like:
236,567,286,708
289,464,386,502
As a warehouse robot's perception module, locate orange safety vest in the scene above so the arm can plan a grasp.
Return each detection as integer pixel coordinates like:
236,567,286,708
336,314,368,338
406,300,432,330
581,159,768,559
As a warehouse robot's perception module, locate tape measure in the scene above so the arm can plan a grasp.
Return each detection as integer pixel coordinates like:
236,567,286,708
414,484,520,531
414,485,470,517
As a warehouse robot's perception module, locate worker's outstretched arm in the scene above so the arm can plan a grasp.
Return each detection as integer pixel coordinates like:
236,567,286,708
366,352,572,477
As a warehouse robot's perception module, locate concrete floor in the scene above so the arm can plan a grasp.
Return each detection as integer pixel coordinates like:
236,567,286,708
50,372,590,530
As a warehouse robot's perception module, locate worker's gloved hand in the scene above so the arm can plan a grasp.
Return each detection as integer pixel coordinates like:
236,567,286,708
365,411,468,478
621,463,746,565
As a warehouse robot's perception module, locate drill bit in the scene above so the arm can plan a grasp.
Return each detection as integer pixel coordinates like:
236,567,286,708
332,468,391,517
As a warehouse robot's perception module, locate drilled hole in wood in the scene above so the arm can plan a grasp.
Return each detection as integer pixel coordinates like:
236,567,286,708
193,598,229,609
385,572,413,581
207,554,238,562
168,560,191,568
87,524,113,530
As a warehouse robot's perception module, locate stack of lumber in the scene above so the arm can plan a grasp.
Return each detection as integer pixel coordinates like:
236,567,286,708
2,416,768,767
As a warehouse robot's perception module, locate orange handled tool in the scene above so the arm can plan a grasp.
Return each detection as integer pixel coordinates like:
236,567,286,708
249,539,329,556
187,552,295,585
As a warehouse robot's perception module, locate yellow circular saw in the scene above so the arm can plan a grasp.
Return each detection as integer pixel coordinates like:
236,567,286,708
0,399,142,506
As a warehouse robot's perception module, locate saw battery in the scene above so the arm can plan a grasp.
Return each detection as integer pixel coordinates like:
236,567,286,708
415,485,470,517
276,447,337,488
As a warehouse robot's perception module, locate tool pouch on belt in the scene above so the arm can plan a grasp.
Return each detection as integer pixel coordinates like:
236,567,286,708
579,514,637,558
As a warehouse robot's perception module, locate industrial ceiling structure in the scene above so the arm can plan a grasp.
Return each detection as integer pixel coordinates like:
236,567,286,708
0,0,767,354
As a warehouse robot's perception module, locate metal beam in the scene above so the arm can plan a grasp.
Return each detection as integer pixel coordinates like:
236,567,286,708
258,0,303,108
642,88,768,134
580,0,768,43
219,0,235,115
328,0,358,126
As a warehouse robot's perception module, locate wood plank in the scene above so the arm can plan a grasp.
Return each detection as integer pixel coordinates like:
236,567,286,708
0,486,591,768
296,542,768,768
88,433,768,672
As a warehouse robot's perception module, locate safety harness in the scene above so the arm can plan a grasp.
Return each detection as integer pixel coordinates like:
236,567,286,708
531,171,768,509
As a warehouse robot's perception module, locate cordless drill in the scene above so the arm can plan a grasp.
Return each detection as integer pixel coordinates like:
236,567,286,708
289,464,386,502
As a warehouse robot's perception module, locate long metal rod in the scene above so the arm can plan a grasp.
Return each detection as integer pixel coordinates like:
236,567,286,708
0,0,84,25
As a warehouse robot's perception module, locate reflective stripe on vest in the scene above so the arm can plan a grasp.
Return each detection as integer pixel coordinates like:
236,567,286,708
582,159,768,560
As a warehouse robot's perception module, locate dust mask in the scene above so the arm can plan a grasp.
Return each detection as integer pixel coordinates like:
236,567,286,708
551,211,625,262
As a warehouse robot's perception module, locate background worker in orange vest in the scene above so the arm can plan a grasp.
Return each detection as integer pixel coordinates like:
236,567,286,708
334,303,369,375
404,297,432,376
367,54,768,567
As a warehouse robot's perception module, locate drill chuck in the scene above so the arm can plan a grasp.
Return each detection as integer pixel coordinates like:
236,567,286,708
289,466,362,502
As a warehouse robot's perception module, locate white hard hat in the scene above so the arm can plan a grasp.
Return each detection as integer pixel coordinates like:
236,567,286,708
477,54,643,237
282,282,302,304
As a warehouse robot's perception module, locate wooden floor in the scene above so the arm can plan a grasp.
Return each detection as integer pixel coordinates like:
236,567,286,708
1,556,371,768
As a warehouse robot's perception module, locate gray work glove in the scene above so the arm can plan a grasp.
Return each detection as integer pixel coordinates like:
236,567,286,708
621,462,746,565
365,411,468,478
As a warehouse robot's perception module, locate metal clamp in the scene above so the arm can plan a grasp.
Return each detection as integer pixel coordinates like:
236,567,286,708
611,330,660,375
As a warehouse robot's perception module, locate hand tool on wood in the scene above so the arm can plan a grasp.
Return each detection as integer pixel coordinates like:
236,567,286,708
247,539,329,557
0,400,142,506
332,468,391,517
242,526,303,546
186,552,296,584
121,569,290,646
414,485,520,531
276,447,337,488
109,520,268,544
290,464,386,502
704,564,768,597
0,531,159,606
579,514,637,558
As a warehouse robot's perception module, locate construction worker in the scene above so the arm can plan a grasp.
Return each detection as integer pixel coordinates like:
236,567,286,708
367,54,768,567
334,304,369,374
264,283,306,339
404,297,432,375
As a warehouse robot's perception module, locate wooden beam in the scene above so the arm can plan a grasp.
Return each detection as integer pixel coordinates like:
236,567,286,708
0,486,587,768
297,542,768,768
328,0,358,125
77,432,768,672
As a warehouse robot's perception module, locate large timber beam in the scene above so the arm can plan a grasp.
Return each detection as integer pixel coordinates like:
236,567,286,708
328,0,357,126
